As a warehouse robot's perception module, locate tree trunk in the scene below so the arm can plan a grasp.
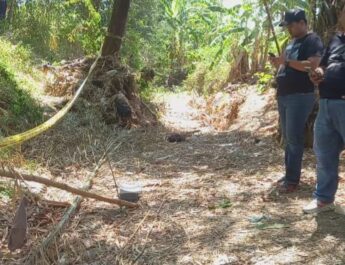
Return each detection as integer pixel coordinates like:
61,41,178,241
101,0,131,57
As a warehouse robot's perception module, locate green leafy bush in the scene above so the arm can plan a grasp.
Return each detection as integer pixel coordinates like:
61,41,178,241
255,71,274,94
0,39,43,136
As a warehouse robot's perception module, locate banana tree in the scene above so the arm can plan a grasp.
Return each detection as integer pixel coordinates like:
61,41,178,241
161,0,223,86
161,0,188,72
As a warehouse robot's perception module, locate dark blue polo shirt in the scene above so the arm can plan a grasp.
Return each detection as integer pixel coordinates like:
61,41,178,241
276,33,324,96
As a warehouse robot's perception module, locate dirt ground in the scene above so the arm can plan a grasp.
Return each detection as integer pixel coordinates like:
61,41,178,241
1,86,345,265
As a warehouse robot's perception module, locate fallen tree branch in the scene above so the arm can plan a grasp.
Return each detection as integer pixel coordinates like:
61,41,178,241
24,142,134,264
24,149,106,265
0,169,138,208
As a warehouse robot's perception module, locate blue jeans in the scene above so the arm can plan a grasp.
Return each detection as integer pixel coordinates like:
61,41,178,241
278,93,316,185
313,99,345,203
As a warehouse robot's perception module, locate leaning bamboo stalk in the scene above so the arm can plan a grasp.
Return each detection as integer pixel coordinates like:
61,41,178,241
0,170,138,208
26,198,83,265
263,0,281,55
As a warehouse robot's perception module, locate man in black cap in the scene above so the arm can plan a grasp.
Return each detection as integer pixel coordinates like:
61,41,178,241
270,9,324,193
304,5,345,213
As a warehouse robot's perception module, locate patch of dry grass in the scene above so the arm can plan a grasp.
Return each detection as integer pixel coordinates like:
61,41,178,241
2,87,345,264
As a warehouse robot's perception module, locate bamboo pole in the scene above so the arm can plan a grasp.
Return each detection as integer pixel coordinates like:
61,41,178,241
0,169,138,208
263,0,281,55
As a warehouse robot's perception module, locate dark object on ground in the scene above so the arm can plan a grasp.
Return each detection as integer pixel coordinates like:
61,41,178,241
119,192,140,203
166,133,186,143
8,196,29,252
114,93,132,127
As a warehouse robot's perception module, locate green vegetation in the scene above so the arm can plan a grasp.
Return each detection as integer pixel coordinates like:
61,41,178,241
1,0,338,89
0,38,43,136
0,0,341,135
255,71,274,94
0,182,14,200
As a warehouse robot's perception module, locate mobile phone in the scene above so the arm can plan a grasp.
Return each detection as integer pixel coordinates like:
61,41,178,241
268,52,276,58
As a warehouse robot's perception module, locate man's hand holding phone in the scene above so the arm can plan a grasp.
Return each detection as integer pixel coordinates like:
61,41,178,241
269,52,285,68
306,67,324,85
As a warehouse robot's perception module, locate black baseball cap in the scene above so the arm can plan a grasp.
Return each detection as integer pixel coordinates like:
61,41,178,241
279,9,307,27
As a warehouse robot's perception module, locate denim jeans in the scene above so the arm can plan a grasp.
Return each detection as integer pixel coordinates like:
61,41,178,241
313,99,345,203
278,93,316,185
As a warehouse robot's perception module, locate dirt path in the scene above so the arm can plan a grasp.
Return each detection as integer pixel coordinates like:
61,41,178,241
158,92,213,133
3,88,345,264
69,88,345,265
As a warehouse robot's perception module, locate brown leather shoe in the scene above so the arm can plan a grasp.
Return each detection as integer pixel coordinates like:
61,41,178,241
277,182,298,193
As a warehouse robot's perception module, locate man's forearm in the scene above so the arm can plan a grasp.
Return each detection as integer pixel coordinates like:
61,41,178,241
286,57,321,72
286,60,312,72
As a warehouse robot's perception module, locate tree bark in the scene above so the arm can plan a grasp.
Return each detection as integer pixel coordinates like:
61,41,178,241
101,0,131,57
